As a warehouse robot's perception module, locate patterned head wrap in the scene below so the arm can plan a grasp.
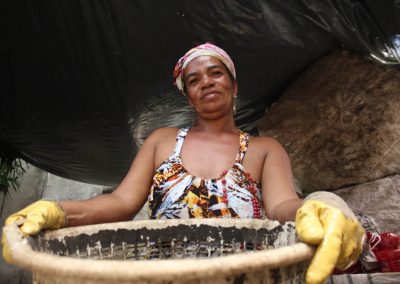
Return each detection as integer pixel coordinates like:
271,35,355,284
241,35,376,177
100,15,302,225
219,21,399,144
173,42,236,95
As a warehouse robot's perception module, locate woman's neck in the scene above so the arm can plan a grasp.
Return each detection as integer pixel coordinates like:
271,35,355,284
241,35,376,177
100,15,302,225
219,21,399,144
192,116,238,134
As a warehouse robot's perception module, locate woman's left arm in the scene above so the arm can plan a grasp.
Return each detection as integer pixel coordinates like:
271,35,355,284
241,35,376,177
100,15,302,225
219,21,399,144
260,137,302,223
259,137,365,284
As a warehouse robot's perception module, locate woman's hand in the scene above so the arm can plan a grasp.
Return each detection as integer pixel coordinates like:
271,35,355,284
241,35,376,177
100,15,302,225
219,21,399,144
2,200,65,263
296,192,365,284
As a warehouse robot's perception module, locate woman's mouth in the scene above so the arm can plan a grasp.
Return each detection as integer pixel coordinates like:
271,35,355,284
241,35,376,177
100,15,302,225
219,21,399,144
201,91,220,101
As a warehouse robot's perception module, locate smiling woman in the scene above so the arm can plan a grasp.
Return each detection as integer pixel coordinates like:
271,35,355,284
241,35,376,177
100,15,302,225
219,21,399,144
184,56,237,119
3,42,365,284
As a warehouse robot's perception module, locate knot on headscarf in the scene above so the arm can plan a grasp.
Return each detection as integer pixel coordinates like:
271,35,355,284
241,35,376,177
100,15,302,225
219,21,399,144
173,42,236,95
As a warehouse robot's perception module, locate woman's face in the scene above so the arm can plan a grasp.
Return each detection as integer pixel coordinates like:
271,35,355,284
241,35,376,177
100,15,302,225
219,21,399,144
183,56,237,119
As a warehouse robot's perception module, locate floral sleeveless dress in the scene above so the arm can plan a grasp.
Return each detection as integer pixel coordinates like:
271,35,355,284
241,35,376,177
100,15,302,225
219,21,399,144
148,128,264,219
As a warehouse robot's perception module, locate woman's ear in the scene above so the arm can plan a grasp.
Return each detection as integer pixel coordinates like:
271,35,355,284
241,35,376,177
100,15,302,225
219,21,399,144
188,98,194,108
233,81,238,97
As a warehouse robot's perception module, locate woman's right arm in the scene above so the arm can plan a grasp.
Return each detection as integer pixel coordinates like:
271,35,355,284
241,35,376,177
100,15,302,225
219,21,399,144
5,129,164,232
61,130,160,226
2,129,168,263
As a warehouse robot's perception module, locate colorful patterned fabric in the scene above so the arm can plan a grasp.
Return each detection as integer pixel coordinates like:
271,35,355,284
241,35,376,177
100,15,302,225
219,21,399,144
173,42,236,95
148,128,264,219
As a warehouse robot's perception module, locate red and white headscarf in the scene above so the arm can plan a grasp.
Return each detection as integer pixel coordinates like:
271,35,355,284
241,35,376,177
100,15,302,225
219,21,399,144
173,42,236,95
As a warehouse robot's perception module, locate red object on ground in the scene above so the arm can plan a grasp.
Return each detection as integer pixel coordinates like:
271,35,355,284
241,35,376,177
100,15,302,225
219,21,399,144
367,231,400,272
334,231,400,274
375,249,400,272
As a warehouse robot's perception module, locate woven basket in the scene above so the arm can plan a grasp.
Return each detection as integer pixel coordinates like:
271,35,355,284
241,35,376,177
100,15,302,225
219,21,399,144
4,219,314,284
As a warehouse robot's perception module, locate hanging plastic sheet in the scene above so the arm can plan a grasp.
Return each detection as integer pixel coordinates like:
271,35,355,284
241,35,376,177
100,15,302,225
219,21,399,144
302,0,400,64
0,0,398,185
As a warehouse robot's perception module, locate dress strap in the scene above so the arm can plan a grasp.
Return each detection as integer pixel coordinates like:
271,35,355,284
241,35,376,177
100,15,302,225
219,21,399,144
173,127,190,156
235,131,250,164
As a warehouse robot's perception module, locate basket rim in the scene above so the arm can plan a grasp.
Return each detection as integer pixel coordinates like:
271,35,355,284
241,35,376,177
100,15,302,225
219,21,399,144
43,218,292,238
4,219,315,282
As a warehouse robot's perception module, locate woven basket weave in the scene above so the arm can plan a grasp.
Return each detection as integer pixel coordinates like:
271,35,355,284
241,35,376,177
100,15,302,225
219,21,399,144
4,219,314,284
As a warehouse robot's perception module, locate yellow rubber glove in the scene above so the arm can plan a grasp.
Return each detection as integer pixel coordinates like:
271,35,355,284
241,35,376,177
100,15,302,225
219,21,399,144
296,192,365,284
2,200,66,263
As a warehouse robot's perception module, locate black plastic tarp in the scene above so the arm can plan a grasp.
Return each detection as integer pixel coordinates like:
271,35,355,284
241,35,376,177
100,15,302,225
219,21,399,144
1,0,399,185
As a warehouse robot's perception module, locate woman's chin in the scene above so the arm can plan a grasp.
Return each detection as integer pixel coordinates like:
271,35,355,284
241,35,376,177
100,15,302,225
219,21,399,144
198,107,232,120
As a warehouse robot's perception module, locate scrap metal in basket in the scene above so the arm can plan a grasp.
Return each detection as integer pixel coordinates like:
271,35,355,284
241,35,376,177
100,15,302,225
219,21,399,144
4,218,315,284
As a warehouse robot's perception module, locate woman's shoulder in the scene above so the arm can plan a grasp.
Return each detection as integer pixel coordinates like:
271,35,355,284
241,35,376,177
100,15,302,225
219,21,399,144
145,127,180,144
145,127,182,166
151,127,180,137
248,134,287,154
249,134,282,146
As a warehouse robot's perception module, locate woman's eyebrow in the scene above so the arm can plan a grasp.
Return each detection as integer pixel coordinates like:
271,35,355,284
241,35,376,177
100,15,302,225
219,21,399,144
185,71,199,81
185,64,225,80
207,65,224,71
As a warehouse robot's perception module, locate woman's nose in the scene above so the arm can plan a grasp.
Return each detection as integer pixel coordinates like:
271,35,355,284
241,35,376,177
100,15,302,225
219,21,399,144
200,75,214,88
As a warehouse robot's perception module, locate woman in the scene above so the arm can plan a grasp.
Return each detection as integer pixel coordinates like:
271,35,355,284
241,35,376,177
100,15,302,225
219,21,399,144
3,43,365,284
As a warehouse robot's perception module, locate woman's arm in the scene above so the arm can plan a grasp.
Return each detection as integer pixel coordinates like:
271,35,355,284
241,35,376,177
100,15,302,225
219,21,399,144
258,137,365,283
60,129,161,227
2,128,175,263
260,137,302,223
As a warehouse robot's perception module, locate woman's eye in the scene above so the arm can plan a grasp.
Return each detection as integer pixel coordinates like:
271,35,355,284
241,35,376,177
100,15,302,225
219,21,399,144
188,78,198,85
